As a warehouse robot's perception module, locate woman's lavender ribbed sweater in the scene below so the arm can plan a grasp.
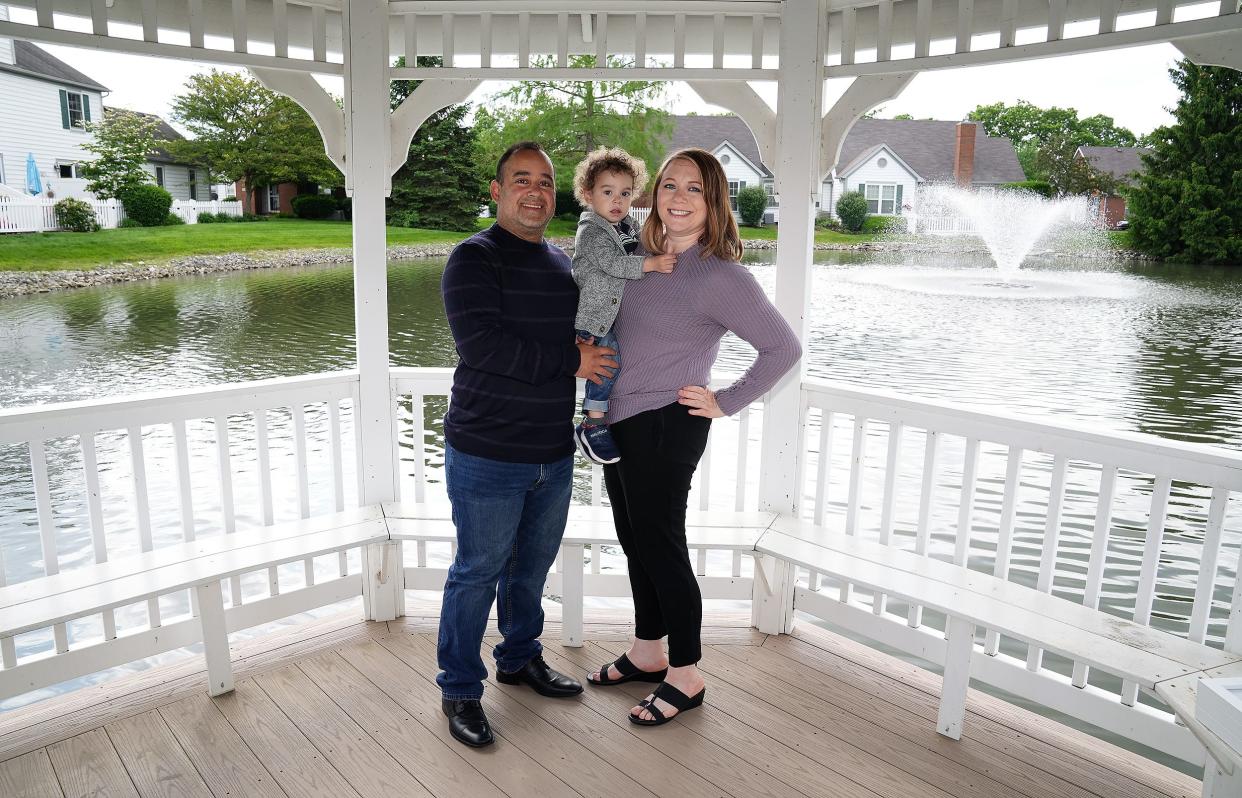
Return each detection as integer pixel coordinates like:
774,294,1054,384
606,244,802,424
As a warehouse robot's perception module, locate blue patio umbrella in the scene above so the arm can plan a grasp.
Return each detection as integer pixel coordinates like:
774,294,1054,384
25,153,42,196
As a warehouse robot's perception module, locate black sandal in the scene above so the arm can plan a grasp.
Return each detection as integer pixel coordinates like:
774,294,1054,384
587,653,668,686
628,682,706,726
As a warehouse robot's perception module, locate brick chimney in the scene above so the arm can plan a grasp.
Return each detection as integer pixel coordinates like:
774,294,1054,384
954,121,977,188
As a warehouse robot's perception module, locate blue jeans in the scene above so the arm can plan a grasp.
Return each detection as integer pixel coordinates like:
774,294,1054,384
578,327,620,413
436,444,573,700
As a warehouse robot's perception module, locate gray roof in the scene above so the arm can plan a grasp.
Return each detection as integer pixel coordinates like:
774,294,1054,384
104,107,191,165
664,115,772,178
836,119,1025,184
0,40,109,93
1077,146,1150,183
663,115,1024,185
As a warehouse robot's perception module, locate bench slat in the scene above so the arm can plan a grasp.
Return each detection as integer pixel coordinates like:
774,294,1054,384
770,517,1236,673
758,529,1211,687
0,519,387,638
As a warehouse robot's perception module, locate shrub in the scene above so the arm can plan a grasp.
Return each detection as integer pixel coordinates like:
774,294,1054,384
1000,180,1055,198
862,215,908,234
815,212,844,232
121,184,173,227
292,194,336,219
835,191,869,232
222,195,239,202
163,212,186,226
558,212,580,222
118,217,143,228
240,213,267,222
53,198,99,232
555,189,583,217
736,185,769,227
338,196,352,222
196,212,218,223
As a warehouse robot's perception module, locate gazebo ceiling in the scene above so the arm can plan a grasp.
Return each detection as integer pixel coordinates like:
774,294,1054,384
2,0,1237,79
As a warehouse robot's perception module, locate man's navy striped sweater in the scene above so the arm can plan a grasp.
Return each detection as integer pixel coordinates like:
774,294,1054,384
441,223,582,463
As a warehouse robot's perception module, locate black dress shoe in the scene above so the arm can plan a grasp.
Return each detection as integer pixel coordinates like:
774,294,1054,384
496,655,584,697
442,698,494,747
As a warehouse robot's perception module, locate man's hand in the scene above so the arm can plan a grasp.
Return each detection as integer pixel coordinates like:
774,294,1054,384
576,341,619,385
678,385,724,418
643,253,677,274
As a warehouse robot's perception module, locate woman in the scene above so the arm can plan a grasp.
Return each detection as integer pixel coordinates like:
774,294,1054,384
586,148,801,725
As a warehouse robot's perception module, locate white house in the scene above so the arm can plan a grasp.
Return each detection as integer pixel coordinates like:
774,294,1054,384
0,6,108,199
822,119,1027,218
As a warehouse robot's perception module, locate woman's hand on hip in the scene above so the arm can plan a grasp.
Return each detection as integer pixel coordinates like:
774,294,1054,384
678,385,724,418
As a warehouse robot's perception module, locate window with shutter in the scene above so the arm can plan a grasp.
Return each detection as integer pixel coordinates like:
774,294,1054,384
59,90,70,129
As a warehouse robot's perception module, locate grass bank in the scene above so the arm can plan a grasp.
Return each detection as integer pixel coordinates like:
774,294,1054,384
0,217,879,272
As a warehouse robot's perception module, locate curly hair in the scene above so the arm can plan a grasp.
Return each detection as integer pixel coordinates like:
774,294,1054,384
572,147,650,207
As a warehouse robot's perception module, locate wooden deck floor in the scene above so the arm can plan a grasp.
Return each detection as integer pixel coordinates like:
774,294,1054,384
0,603,1202,798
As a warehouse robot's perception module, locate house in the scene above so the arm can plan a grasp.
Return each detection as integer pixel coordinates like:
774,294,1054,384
651,115,1024,224
824,119,1026,218
233,179,310,216
104,108,216,202
1076,145,1150,228
0,10,109,199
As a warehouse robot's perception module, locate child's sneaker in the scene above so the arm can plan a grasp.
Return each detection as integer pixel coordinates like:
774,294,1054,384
575,421,621,464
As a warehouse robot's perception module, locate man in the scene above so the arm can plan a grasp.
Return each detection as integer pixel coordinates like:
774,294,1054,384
437,141,617,747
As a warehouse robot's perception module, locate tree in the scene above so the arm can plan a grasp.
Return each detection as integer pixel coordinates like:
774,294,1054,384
477,56,672,193
79,110,158,200
167,70,340,210
736,185,769,227
968,100,1139,180
836,191,868,232
386,57,487,231
1128,61,1242,264
1033,131,1119,196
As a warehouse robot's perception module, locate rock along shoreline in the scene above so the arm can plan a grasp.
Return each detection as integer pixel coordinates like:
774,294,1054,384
0,235,1140,299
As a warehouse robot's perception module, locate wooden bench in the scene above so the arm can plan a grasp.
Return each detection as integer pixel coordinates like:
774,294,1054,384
0,507,389,700
755,516,1242,795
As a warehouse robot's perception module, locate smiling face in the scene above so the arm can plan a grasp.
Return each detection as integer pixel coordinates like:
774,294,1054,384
491,148,556,241
654,158,707,241
583,170,636,223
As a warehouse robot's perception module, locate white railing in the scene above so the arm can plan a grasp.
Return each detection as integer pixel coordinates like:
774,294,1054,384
630,206,651,227
3,367,1241,771
794,378,1242,764
910,214,978,236
0,197,242,233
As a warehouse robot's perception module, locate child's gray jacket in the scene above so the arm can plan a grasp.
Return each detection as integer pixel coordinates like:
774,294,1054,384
571,210,646,336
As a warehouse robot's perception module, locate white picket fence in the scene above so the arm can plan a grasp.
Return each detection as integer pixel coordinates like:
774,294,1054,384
0,196,242,233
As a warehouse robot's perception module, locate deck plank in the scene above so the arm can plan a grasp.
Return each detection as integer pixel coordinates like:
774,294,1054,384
158,692,286,798
254,663,435,798
335,638,579,798
296,651,499,797
538,640,873,798
591,639,925,798
0,749,65,797
381,630,658,798
211,680,362,798
706,642,1099,798
775,627,1198,798
106,710,212,798
47,728,139,798
0,609,386,762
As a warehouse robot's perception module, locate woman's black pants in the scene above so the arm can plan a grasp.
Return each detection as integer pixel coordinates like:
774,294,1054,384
603,402,712,667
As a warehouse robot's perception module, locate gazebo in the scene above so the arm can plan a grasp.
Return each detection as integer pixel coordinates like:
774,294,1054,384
0,1,1241,795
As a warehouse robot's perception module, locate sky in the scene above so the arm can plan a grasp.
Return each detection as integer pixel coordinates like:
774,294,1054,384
22,6,1190,141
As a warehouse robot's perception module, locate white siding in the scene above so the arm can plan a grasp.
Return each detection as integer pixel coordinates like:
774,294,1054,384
0,69,104,198
714,142,778,223
833,147,920,218
145,162,196,201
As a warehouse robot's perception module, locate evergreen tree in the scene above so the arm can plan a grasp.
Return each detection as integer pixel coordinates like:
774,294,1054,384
1128,61,1242,264
387,57,486,231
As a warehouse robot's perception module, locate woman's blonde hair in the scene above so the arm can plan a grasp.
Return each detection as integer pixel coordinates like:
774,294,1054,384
640,148,743,262
572,147,650,207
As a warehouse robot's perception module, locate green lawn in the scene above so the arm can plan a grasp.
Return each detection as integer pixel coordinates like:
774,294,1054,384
0,218,472,271
0,216,878,272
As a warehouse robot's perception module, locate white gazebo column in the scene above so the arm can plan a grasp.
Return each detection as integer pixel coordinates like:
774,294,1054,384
752,0,827,635
344,0,403,620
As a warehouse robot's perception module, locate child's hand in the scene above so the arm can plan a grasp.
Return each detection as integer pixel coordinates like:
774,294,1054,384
643,253,677,273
